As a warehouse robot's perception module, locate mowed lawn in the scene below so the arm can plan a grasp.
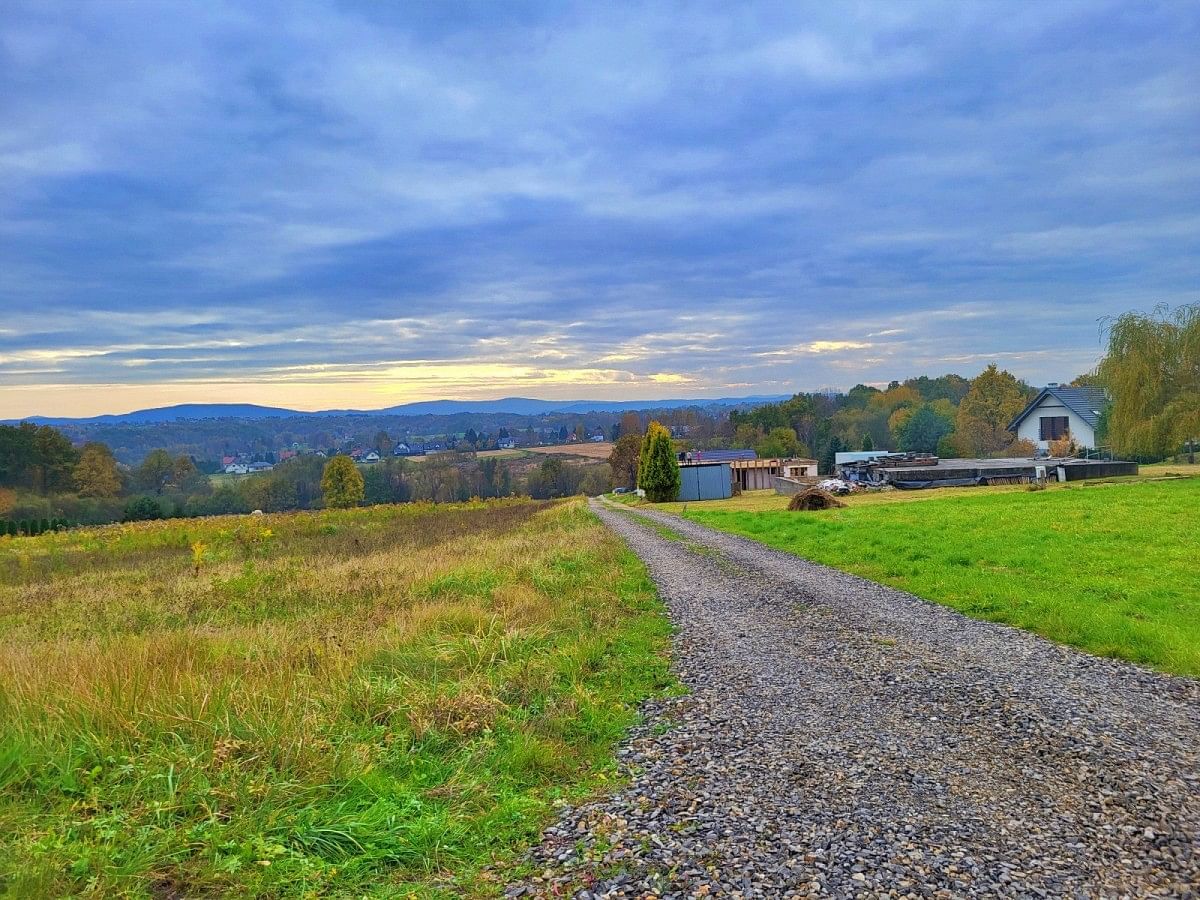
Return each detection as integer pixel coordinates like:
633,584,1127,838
0,499,673,897
680,478,1200,677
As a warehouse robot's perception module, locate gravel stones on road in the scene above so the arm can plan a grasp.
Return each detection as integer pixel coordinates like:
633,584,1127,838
507,499,1200,898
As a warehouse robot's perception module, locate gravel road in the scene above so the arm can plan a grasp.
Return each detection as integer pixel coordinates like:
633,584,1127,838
507,498,1200,899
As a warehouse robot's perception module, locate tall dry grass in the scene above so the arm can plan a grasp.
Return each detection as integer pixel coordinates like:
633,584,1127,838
0,498,672,897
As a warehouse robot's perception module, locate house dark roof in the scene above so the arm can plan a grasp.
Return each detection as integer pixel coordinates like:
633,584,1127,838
1008,385,1109,431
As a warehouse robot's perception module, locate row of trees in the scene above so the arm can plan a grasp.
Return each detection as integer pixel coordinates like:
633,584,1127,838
729,374,984,468
0,517,71,536
723,305,1199,465
0,426,213,500
1,424,616,527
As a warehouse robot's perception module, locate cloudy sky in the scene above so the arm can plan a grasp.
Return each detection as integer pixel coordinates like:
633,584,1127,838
1,1,1197,418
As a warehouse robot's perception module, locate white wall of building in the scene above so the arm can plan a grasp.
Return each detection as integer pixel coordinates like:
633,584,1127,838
1016,397,1096,450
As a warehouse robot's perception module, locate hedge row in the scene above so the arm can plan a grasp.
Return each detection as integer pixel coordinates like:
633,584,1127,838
0,517,72,537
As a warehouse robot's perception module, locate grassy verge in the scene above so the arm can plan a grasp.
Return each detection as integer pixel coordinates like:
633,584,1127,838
0,499,674,897
679,479,1200,677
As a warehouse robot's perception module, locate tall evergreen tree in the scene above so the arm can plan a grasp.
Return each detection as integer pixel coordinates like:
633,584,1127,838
637,421,680,502
820,435,846,478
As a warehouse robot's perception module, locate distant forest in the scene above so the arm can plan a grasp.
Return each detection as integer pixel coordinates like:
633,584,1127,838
3,302,1196,531
51,404,756,467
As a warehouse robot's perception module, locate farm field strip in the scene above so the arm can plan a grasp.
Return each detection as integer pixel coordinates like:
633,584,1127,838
0,499,674,897
524,442,614,459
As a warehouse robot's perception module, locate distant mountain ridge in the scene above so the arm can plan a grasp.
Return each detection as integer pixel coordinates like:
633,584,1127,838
6,395,791,425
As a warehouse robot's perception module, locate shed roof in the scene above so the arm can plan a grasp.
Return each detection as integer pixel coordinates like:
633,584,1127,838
1008,385,1109,431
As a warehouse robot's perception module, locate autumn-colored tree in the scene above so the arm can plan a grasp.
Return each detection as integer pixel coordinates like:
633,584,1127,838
74,442,122,498
608,433,642,489
135,449,176,494
618,412,642,437
321,455,364,508
373,430,393,454
869,384,921,414
887,406,917,444
1097,304,1200,458
171,455,210,495
637,421,680,502
953,364,1031,457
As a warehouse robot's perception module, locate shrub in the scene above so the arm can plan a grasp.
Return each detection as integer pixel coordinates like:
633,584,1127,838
122,496,164,522
1047,434,1079,458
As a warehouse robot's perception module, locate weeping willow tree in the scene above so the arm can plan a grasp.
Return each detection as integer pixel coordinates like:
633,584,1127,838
1097,304,1200,458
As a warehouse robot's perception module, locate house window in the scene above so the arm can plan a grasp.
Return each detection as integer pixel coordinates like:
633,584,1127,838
1039,416,1069,440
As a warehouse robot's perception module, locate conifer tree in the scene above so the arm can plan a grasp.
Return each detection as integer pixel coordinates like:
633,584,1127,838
637,421,680,502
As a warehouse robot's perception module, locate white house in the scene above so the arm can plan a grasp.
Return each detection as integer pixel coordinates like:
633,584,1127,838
1008,385,1108,451
362,451,381,463
497,437,516,450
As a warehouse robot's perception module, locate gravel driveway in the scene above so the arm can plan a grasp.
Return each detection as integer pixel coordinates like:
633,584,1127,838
507,499,1200,899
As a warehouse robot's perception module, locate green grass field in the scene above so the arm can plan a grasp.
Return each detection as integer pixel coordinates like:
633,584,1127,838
0,499,674,897
676,477,1199,677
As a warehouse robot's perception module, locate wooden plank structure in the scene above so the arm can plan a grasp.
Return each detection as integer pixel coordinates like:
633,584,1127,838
729,457,818,491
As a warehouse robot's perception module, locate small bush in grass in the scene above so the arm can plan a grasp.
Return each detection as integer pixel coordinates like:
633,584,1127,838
122,495,163,522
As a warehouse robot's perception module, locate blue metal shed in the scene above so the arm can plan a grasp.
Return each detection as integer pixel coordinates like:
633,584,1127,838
678,462,733,501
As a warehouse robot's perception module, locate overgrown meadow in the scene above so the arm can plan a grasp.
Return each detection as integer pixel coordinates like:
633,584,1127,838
0,499,674,897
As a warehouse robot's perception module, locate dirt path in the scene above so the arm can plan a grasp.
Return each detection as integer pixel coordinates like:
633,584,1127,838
507,499,1200,898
